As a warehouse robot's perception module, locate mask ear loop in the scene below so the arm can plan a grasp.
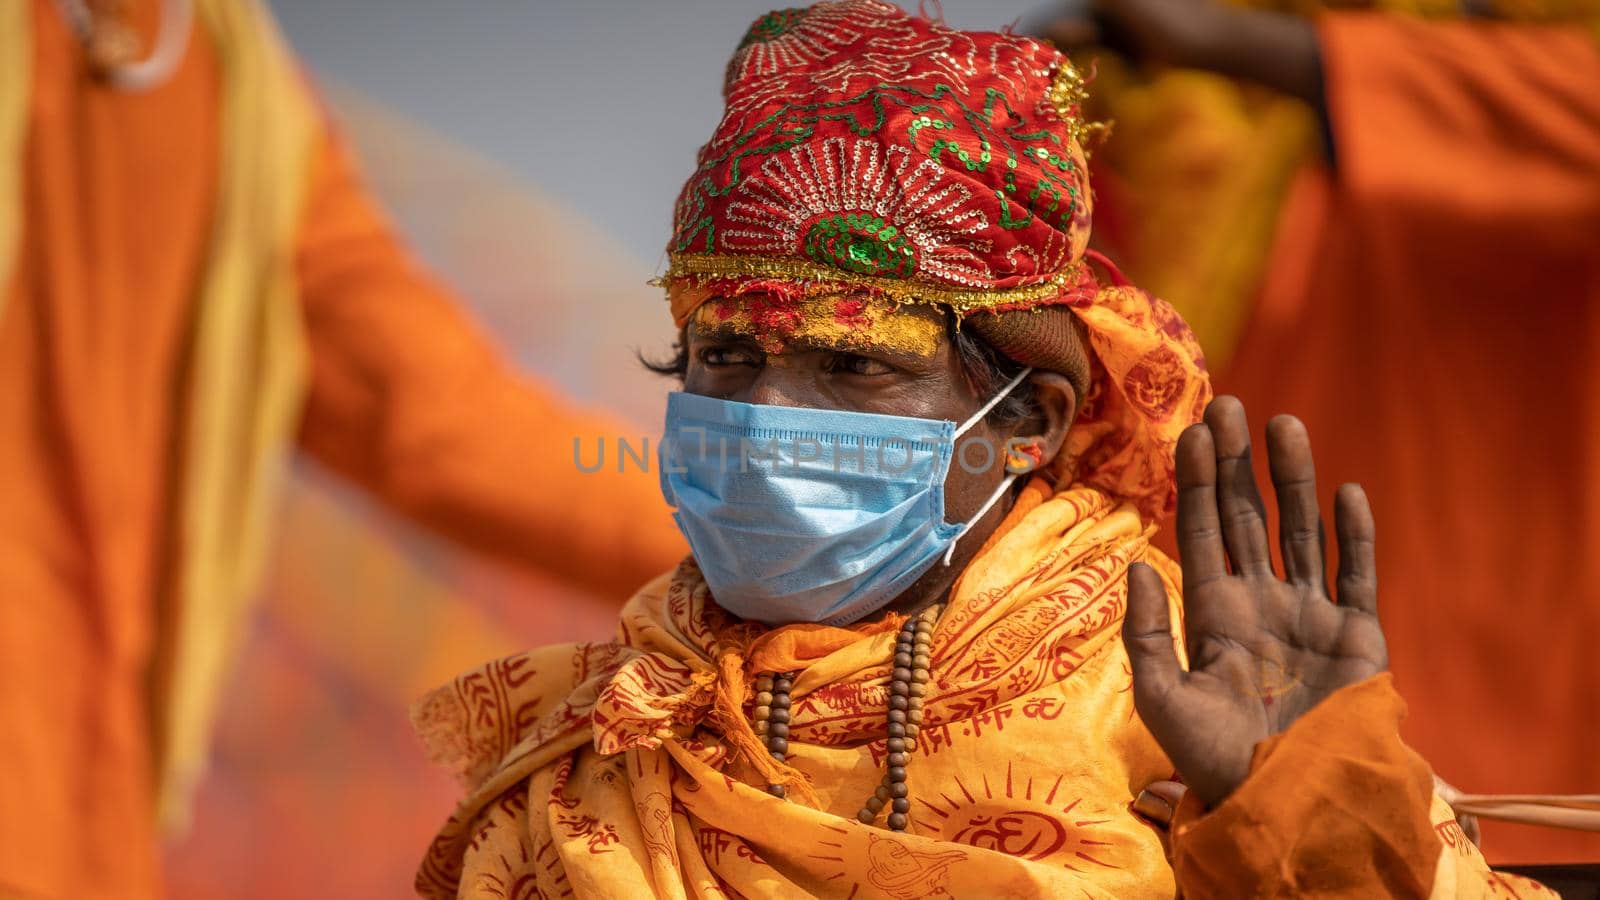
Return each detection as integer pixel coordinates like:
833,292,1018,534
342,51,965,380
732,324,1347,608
942,471,1020,566
943,366,1035,566
953,366,1034,439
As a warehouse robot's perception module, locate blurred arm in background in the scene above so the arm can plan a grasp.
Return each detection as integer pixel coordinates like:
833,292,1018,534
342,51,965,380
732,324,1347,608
293,126,686,601
1037,0,1600,866
1041,0,1600,235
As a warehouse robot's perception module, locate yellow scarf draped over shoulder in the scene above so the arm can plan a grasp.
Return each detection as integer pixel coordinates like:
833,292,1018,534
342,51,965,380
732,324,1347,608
413,481,1188,899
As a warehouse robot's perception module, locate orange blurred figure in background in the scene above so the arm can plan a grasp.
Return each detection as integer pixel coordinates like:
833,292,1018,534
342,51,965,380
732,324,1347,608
0,1,682,897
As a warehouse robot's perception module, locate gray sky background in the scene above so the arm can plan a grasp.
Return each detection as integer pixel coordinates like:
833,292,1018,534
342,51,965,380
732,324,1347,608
271,0,1042,265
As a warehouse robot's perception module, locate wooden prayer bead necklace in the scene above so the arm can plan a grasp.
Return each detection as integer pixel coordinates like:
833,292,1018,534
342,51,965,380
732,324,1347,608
751,604,939,833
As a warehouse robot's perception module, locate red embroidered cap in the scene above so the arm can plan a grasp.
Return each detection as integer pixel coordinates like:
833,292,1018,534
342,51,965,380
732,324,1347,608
665,0,1096,317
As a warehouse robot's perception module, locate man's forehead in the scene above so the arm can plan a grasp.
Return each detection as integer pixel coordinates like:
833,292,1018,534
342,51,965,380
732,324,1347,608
690,292,945,358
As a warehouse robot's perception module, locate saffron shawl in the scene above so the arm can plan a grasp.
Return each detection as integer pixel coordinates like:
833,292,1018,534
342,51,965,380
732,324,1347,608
414,482,1190,899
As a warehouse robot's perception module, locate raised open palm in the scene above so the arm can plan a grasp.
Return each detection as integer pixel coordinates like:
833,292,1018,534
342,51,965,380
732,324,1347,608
1125,396,1389,808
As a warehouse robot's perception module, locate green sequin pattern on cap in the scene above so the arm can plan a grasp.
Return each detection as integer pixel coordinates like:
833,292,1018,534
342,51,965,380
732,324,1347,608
802,213,916,278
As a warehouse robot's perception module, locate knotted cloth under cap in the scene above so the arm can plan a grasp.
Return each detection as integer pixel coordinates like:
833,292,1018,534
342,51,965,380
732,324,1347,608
661,0,1210,518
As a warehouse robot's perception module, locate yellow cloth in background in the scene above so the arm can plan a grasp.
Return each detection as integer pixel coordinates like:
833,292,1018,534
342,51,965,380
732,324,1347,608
414,482,1190,898
147,0,316,830
1087,0,1598,374
1086,65,1315,372
0,4,24,321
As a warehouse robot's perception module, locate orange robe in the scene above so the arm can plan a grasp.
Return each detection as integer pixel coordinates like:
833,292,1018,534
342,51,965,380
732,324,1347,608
0,2,681,897
1220,14,1600,863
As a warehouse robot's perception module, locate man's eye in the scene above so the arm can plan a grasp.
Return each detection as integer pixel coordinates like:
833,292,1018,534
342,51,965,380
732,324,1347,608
699,346,761,367
829,353,894,376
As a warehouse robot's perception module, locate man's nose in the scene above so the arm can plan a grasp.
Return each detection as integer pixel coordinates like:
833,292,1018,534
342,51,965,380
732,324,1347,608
740,365,815,409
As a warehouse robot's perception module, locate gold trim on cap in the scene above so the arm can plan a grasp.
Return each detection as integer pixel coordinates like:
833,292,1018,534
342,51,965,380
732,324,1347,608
1046,59,1110,153
662,253,1080,315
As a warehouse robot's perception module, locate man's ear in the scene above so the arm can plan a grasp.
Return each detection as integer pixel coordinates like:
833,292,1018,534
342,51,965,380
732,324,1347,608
1019,371,1079,465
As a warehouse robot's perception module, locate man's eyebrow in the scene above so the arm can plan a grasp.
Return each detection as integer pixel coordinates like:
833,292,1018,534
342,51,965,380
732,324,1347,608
689,324,758,342
688,321,940,363
781,334,939,365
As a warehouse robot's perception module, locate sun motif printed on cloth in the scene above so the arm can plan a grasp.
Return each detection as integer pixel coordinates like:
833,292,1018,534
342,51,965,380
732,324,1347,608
413,480,1190,899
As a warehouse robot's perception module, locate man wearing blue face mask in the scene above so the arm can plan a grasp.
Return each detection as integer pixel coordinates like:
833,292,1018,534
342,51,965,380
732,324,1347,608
658,314,1049,628
410,3,1563,896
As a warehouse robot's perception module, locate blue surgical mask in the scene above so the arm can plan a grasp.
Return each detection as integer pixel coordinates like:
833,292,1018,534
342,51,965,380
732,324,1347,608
658,368,1032,626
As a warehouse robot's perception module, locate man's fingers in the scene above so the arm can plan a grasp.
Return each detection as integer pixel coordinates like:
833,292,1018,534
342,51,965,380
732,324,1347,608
1132,780,1188,826
1265,415,1327,591
1174,423,1227,588
1333,483,1378,616
1124,562,1184,705
1203,396,1273,576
